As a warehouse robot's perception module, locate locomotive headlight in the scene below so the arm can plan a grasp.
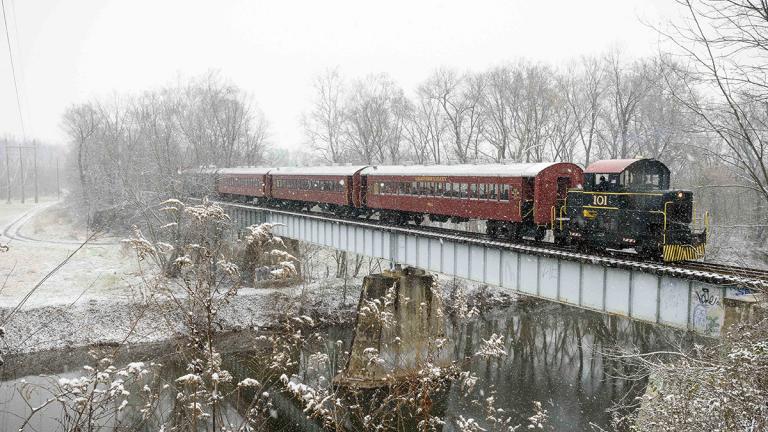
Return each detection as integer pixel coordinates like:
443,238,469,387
339,180,344,186
677,192,684,199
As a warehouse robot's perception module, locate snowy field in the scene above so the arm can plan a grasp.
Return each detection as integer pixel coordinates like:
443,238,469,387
0,200,145,307
0,201,364,353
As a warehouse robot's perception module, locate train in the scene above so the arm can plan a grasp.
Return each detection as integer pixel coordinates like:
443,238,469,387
183,158,708,262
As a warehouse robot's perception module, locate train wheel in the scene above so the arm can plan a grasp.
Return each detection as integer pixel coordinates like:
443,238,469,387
487,226,498,238
486,221,499,238
507,224,522,242
637,240,662,261
554,229,568,246
533,227,546,242
573,238,590,253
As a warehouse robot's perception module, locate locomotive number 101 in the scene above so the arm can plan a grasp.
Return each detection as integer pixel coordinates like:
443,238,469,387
592,195,608,206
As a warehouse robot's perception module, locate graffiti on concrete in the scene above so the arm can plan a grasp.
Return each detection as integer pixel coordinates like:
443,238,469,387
691,287,723,336
695,288,720,306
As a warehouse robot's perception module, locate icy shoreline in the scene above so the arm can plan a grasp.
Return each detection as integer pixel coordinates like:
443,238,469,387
0,282,361,355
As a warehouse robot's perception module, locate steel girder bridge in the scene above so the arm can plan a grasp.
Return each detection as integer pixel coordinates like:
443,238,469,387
214,201,766,336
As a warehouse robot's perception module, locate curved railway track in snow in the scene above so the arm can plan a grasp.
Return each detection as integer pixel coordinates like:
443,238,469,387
1,203,117,247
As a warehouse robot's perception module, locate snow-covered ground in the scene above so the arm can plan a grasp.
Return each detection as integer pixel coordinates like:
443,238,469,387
0,201,365,353
0,281,361,354
0,200,146,308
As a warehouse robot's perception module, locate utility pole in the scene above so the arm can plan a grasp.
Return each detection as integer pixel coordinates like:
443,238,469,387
19,146,24,203
56,157,60,200
4,143,36,204
4,141,9,204
33,141,38,203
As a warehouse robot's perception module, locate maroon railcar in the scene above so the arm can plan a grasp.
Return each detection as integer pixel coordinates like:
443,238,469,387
216,168,271,199
269,166,368,209
360,163,583,238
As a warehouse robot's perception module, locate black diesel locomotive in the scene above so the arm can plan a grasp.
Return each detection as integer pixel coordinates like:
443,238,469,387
563,159,707,261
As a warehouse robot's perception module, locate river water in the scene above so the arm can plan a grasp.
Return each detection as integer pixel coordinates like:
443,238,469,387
0,299,694,431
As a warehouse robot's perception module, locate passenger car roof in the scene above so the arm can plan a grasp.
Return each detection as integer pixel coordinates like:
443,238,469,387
361,163,572,177
215,167,272,175
269,166,368,176
183,167,271,175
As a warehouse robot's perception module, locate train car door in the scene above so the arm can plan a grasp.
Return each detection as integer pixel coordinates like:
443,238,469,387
358,175,368,207
556,177,570,217
557,177,569,201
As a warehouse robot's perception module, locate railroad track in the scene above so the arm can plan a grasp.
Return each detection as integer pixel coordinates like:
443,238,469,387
197,198,768,289
1,203,116,246
675,261,768,282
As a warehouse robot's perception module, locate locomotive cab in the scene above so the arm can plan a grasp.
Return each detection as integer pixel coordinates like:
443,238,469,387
567,158,707,261
584,159,669,193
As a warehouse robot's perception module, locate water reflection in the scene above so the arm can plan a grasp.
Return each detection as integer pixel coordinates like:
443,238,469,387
0,299,693,431
444,300,681,431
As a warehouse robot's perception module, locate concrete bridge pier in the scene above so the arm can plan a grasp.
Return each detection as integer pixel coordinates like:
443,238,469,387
337,266,450,387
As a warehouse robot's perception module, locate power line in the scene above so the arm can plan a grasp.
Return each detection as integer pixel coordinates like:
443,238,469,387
1,0,25,139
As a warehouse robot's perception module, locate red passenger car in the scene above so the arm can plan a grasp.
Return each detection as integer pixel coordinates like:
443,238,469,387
216,168,271,201
269,166,368,211
360,163,582,239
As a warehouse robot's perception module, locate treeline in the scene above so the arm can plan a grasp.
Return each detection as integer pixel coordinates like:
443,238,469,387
62,72,269,217
302,52,694,172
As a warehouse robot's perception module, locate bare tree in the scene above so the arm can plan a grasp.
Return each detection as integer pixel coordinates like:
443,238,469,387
403,92,446,164
546,89,581,162
561,56,606,166
302,68,347,163
632,58,692,171
62,72,270,225
421,68,485,163
598,52,655,159
62,103,101,219
481,65,517,161
509,62,555,162
176,71,269,168
344,73,406,164
663,0,768,211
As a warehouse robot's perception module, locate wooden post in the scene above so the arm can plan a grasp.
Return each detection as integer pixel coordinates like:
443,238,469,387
33,141,38,203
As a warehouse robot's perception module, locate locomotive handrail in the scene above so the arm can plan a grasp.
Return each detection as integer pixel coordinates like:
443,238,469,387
662,201,671,245
550,205,555,231
693,200,697,228
691,201,709,237
559,205,567,230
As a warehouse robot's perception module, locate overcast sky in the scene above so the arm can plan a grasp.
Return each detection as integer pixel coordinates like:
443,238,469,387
0,0,681,150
